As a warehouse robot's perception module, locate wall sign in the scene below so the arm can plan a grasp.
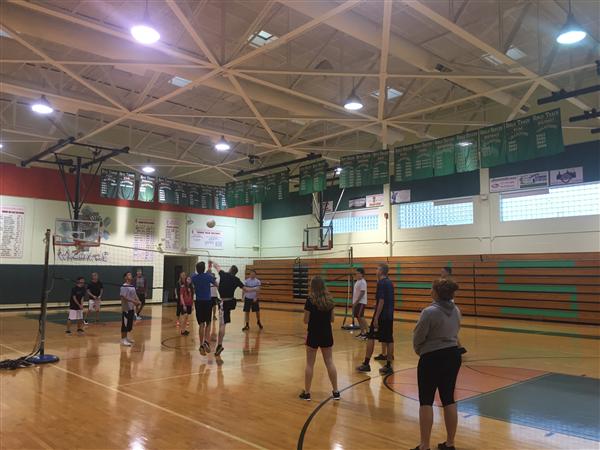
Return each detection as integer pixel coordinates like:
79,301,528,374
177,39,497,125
0,206,25,258
164,218,181,251
365,193,384,208
490,171,549,193
550,167,583,186
189,228,224,250
391,189,411,204
133,217,155,261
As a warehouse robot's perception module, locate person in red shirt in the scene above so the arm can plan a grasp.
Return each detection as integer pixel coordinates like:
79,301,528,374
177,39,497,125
179,276,194,336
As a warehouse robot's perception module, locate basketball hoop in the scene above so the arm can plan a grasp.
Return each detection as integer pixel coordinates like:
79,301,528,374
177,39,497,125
53,219,101,253
302,225,333,251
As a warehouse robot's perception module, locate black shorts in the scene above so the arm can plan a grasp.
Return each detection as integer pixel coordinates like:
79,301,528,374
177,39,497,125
211,297,219,308
137,293,146,306
179,304,192,315
418,346,462,406
366,319,394,343
221,299,236,324
195,301,212,324
121,310,134,333
353,303,366,318
243,298,259,312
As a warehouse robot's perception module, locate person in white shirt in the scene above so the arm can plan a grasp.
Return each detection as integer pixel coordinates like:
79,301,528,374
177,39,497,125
120,271,141,346
352,268,368,338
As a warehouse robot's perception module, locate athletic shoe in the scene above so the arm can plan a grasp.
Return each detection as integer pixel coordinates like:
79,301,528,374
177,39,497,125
379,365,393,375
374,353,387,361
298,391,311,401
65,330,72,335
437,443,456,450
354,333,364,338
182,330,190,336
203,341,211,353
136,315,142,320
332,391,341,400
76,329,84,334
83,320,89,325
215,344,224,356
357,363,371,372
126,337,135,344
242,325,249,331
359,335,368,341
257,321,263,330
121,339,132,347
199,345,206,356
411,446,429,450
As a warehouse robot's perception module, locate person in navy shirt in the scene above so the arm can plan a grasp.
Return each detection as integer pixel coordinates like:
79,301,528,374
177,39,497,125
357,263,395,375
191,261,217,356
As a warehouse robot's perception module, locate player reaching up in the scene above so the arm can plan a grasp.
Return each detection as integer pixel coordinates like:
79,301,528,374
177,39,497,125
212,260,245,357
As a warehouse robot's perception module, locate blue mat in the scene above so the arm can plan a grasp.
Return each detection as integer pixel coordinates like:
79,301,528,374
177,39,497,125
459,373,600,441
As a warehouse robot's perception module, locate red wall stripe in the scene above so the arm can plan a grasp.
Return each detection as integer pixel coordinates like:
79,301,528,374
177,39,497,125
0,163,254,219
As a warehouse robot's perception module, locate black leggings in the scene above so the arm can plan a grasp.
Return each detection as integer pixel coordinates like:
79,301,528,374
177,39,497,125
417,346,462,406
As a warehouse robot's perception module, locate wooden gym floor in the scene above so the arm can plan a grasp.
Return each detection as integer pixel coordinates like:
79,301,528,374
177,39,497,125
1,304,598,450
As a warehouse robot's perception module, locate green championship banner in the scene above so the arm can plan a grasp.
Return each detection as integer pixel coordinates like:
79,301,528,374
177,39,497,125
532,109,564,158
251,177,267,204
226,180,252,207
299,160,328,195
479,124,506,168
433,137,455,177
100,169,119,199
214,187,227,210
138,175,155,202
117,171,136,200
394,145,414,181
340,150,389,188
173,182,189,206
264,170,289,202
200,185,214,209
412,141,434,180
506,116,535,162
158,178,175,204
454,130,479,173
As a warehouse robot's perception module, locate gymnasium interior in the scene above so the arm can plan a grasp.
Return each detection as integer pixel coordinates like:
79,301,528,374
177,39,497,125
0,1,598,449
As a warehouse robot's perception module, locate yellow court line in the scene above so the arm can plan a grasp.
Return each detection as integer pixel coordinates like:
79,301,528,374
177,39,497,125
0,343,267,450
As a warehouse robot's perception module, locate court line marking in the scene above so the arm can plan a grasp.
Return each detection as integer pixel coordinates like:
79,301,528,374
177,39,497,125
0,343,267,450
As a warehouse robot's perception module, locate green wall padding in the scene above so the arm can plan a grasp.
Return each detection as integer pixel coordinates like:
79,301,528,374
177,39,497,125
390,170,480,202
261,191,312,220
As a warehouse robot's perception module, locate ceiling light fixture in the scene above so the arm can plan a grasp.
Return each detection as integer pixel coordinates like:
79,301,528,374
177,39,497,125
215,136,231,151
458,141,472,147
335,167,342,175
556,0,587,45
344,90,363,111
31,95,54,114
142,165,156,174
131,0,160,45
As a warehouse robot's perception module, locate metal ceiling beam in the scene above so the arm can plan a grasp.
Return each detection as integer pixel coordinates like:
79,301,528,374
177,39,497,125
377,0,392,122
234,68,528,79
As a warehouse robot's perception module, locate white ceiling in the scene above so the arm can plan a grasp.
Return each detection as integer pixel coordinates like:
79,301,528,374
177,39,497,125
0,0,598,184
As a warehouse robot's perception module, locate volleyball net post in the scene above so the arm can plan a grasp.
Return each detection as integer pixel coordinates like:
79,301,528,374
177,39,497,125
341,246,360,331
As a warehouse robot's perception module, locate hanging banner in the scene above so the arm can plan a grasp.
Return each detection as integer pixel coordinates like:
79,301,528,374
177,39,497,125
394,145,414,181
433,136,456,177
158,178,175,204
550,167,583,186
355,152,373,187
479,124,506,168
532,109,564,158
189,228,224,250
0,205,25,259
340,150,389,188
117,171,136,200
506,116,535,162
199,185,214,209
138,175,155,202
264,171,289,202
214,187,228,210
412,141,434,180
339,154,356,189
299,160,328,195
371,150,390,185
100,169,119,199
454,130,479,173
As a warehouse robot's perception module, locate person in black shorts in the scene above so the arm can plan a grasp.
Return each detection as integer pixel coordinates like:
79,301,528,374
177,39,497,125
84,272,103,324
134,268,147,320
66,277,86,335
212,261,245,357
299,276,339,401
411,278,462,450
357,263,395,375
191,262,218,355
242,270,262,331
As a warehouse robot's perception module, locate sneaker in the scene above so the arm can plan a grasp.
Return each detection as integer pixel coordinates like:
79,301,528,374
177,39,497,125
298,391,311,401
357,363,371,373
65,330,72,335
215,344,224,356
76,328,85,334
354,333,364,339
126,337,135,344
136,315,142,320
83,320,89,325
374,353,387,361
332,391,341,400
183,330,190,336
242,325,249,332
257,321,263,330
199,345,206,356
379,365,393,375
359,335,368,341
203,341,211,353
437,443,456,450
121,339,132,347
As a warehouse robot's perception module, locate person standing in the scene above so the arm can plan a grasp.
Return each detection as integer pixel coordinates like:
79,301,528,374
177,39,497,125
179,276,194,336
191,261,217,355
411,278,462,450
120,271,141,346
242,269,262,331
134,268,147,320
174,272,187,328
208,264,220,321
299,276,339,401
352,267,368,339
356,263,395,375
84,272,103,325
213,261,245,357
66,276,86,335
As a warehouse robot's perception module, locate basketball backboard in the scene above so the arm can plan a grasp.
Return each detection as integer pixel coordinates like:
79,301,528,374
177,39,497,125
302,225,333,251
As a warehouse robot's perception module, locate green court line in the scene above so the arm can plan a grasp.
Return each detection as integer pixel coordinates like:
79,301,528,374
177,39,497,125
322,263,357,269
569,293,579,311
499,260,576,268
500,307,579,319
332,297,348,304
499,284,577,293
396,282,432,289
325,281,349,287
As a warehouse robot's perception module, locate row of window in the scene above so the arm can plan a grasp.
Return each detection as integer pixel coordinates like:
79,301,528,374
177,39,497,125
325,182,600,233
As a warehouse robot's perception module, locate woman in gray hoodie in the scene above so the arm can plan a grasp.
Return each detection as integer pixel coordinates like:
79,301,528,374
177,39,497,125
411,278,462,450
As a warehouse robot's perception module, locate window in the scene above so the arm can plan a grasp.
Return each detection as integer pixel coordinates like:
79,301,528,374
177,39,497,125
325,209,379,234
169,76,191,88
370,87,404,100
398,198,474,229
248,30,278,48
500,182,600,222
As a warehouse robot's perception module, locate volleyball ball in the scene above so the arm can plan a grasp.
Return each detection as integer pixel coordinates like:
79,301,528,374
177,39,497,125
206,219,216,228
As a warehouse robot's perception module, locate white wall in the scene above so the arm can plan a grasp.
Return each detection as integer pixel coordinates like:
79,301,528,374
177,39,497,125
0,195,260,299
259,173,600,258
